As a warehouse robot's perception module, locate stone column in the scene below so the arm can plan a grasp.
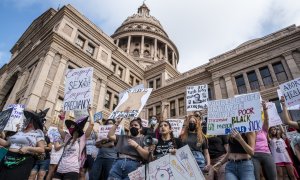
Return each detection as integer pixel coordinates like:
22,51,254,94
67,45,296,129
255,69,265,90
125,68,130,84
116,39,119,47
140,36,144,58
268,64,278,86
280,59,293,80
243,72,251,92
172,52,176,68
283,51,300,78
213,78,222,99
0,71,8,90
224,74,235,98
3,71,26,107
175,98,179,117
26,51,55,110
164,44,168,61
96,80,107,112
126,36,131,54
154,39,158,61
43,57,67,117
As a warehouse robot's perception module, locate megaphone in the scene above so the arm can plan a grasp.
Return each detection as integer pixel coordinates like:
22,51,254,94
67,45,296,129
143,135,158,147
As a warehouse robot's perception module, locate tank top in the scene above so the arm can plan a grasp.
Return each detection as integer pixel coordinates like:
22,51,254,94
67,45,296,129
228,134,248,154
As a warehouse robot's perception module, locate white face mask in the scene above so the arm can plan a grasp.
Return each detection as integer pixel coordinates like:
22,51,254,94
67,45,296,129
150,118,157,125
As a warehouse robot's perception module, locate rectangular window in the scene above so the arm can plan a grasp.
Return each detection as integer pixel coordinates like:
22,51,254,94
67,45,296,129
156,78,161,89
76,36,85,48
247,71,259,91
235,75,247,94
208,87,212,100
104,91,112,109
86,43,95,56
112,95,119,110
178,98,184,116
148,108,153,120
117,67,123,78
129,75,134,86
170,101,176,117
272,62,287,82
149,81,154,88
259,66,273,86
156,105,161,116
111,62,117,72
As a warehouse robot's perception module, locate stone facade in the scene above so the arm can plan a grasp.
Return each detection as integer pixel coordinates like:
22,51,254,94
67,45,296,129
1,3,300,125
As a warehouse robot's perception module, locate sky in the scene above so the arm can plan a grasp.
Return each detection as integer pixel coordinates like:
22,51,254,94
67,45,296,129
1,0,300,73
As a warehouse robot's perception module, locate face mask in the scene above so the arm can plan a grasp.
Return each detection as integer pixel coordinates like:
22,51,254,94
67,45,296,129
130,127,139,136
150,120,157,126
189,123,196,131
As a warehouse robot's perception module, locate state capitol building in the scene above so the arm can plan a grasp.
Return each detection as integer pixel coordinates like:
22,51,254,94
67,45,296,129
1,3,300,124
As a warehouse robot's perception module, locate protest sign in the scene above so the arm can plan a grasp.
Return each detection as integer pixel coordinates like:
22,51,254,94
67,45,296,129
266,102,282,127
286,130,300,154
141,119,149,127
277,89,300,110
74,109,89,120
109,88,152,119
64,67,93,111
186,85,208,111
207,92,262,135
94,112,103,122
47,126,62,143
4,104,25,132
279,77,300,108
167,119,184,138
98,125,123,141
119,84,144,100
0,108,14,132
129,145,204,180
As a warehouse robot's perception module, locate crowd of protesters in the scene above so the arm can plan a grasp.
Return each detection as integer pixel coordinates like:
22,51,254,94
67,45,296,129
0,97,300,180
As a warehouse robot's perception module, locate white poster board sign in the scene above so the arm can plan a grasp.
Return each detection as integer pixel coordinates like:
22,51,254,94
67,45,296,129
109,88,152,119
279,78,300,108
98,125,123,140
119,84,145,100
47,126,62,143
266,102,282,127
129,145,204,180
277,89,300,110
167,119,184,138
74,109,89,120
94,112,103,122
186,85,208,111
64,67,93,111
4,104,25,132
141,119,149,128
207,92,262,135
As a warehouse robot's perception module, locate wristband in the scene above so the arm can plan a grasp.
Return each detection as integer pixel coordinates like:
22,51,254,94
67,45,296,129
135,144,139,149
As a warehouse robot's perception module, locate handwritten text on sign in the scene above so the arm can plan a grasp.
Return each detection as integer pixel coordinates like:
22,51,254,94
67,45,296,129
167,119,184,138
64,67,93,111
4,104,25,132
279,77,300,107
207,92,262,135
98,125,122,140
186,85,208,111
266,102,282,127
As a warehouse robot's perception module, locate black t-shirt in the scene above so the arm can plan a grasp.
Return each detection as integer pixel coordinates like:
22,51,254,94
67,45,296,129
207,135,228,159
154,138,181,159
115,135,144,160
44,136,51,160
181,132,208,152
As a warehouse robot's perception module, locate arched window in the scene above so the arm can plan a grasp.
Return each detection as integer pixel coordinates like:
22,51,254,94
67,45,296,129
133,49,139,57
144,50,150,57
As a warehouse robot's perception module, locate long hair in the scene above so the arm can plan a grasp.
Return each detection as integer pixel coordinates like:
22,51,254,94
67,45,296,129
158,120,177,149
268,126,281,139
181,115,206,145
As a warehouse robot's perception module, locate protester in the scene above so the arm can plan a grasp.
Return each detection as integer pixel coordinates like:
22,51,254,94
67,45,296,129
90,119,117,180
268,125,297,180
82,129,98,179
0,110,46,179
53,106,94,180
250,101,277,180
280,96,300,131
107,118,149,180
153,120,181,160
180,114,212,179
29,127,52,180
46,137,64,180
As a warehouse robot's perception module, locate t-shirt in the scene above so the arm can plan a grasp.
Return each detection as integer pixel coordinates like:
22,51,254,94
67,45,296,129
269,138,292,163
255,129,271,153
154,138,181,159
207,135,228,159
115,135,144,160
86,133,98,156
97,146,117,159
182,133,208,153
228,134,248,154
57,134,80,173
8,129,45,150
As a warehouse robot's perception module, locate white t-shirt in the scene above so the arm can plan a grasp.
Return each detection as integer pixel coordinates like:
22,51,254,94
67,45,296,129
50,138,64,165
269,138,292,163
86,133,98,156
8,129,44,149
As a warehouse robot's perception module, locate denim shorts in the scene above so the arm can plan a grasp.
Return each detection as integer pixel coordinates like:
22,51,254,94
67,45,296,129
192,151,206,171
108,158,141,180
32,159,50,172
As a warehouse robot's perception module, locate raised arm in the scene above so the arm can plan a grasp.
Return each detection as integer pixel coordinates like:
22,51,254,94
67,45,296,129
108,118,122,142
85,106,95,138
58,110,66,140
231,129,256,156
262,101,269,130
281,96,299,129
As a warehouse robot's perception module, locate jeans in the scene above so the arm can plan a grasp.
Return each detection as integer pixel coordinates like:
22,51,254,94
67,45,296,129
252,152,277,180
32,159,50,171
108,158,141,180
192,151,206,171
90,157,115,180
225,160,255,180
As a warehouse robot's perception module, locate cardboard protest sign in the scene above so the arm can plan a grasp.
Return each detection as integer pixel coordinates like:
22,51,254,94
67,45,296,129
64,67,93,111
207,92,262,135
98,125,123,140
186,85,208,111
109,88,152,119
279,78,300,108
129,145,204,180
0,108,14,132
4,104,25,132
94,112,103,122
119,84,144,100
277,89,300,110
167,119,184,138
266,102,282,127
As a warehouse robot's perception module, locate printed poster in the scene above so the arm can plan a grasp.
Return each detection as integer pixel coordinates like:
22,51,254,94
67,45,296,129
4,104,25,132
64,67,93,111
167,119,184,138
128,145,204,180
279,77,300,108
207,92,262,135
186,85,208,111
0,108,14,132
266,102,282,127
109,88,152,119
94,112,103,122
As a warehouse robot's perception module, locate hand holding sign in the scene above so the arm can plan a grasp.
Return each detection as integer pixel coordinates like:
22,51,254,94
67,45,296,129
58,110,65,121
231,128,243,142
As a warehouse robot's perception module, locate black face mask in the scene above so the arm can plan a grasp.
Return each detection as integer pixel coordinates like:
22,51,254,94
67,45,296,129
130,127,139,136
189,123,196,131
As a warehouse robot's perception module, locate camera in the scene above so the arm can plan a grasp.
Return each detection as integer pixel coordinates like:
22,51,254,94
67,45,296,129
143,135,158,146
